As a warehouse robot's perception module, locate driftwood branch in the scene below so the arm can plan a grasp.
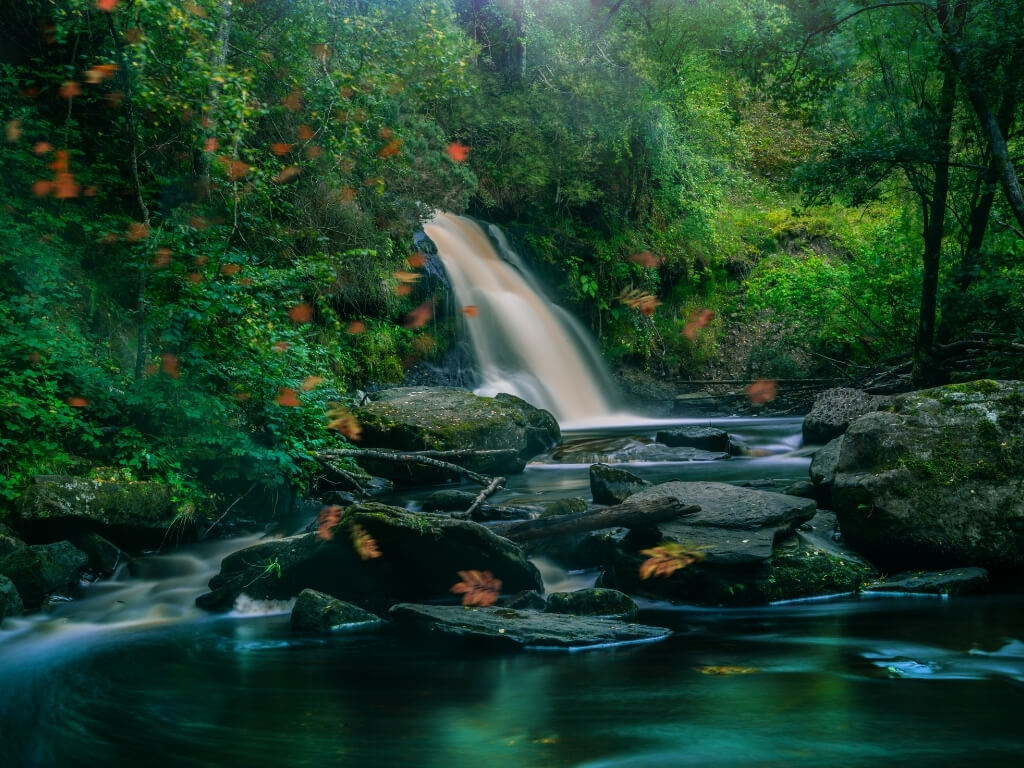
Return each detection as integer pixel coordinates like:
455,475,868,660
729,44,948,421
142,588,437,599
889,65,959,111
486,497,700,542
315,456,366,495
318,448,495,486
460,476,506,520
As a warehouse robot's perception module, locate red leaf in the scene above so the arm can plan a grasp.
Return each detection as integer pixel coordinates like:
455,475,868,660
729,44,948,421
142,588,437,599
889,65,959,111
275,387,300,407
96,0,118,12
446,142,470,162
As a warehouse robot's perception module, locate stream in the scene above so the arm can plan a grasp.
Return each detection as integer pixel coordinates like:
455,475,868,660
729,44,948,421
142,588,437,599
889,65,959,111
3,416,1024,766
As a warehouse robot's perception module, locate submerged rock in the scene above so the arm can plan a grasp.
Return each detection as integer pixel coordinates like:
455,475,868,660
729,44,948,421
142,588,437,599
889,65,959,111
589,464,650,505
0,541,88,611
388,603,670,651
656,426,731,453
599,481,817,605
802,387,885,445
0,574,24,620
352,387,559,482
15,475,183,550
197,503,542,612
831,380,1024,576
864,567,990,596
290,589,382,633
545,588,638,620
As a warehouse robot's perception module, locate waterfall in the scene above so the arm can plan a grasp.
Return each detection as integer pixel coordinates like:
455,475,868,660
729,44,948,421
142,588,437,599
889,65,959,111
423,212,620,425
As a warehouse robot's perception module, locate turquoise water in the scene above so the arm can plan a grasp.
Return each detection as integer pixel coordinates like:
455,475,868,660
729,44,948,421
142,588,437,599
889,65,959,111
3,418,1023,767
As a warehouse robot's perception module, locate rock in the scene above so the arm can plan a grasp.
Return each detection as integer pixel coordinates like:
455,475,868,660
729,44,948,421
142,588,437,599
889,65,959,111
802,388,885,445
864,567,990,596
656,426,730,452
809,435,844,507
590,464,650,505
548,438,727,464
15,476,183,550
70,532,128,575
422,489,477,511
0,524,26,558
782,480,816,499
599,481,817,605
197,503,542,612
0,541,88,611
1,574,24,620
831,380,1024,575
502,590,548,611
353,387,560,479
388,603,671,651
290,589,382,633
540,497,587,517
545,588,638,620
760,524,877,602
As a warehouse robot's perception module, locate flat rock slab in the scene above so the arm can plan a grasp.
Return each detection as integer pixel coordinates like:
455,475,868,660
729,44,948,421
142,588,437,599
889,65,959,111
626,481,816,566
656,426,730,452
388,603,670,651
865,567,989,596
547,437,728,465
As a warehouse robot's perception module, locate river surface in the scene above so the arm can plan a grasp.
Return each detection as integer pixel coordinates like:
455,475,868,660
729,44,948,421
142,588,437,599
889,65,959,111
3,417,1024,767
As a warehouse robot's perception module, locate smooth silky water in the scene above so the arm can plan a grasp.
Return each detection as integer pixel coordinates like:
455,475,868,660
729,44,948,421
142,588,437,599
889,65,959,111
4,217,1023,766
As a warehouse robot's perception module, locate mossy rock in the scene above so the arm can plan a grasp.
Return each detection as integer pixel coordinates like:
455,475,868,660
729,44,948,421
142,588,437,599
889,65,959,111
545,588,638,620
290,589,382,633
16,476,183,550
832,380,1024,577
0,541,88,611
589,464,650,505
197,502,542,613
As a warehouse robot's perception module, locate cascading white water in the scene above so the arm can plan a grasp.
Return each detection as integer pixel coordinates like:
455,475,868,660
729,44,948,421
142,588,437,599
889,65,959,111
423,212,620,425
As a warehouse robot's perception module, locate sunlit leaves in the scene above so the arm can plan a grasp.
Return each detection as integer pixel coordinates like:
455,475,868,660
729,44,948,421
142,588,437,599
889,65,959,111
450,570,502,606
638,542,705,579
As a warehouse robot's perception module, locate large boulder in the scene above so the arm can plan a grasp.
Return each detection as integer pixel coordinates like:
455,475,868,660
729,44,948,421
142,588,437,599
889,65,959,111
0,541,88,611
352,387,560,481
388,603,671,651
15,476,183,550
803,388,885,445
599,481,817,605
831,380,1024,576
808,435,844,507
197,502,542,612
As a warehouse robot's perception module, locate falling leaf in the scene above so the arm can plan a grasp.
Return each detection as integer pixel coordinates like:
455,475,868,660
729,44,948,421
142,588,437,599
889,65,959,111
105,91,124,108
297,124,314,141
326,404,361,440
639,542,705,579
629,251,662,268
682,308,715,340
698,666,759,676
274,165,300,183
96,0,118,11
184,1,207,18
301,375,324,391
402,299,433,328
203,137,218,152
288,303,313,323
393,270,421,284
85,65,117,84
316,505,342,541
126,222,149,241
310,43,329,62
194,255,208,267
377,138,403,158
152,247,172,268
275,387,300,406
83,185,97,197
220,157,250,180
5,120,22,142
350,523,381,559
270,142,292,156
446,142,470,162
282,89,303,111
617,288,661,315
461,305,479,318
339,86,354,99
32,180,53,197
187,272,202,284
160,353,180,378
407,252,426,268
123,28,142,44
304,145,322,160
59,81,82,99
395,284,413,296
338,187,356,203
232,390,251,401
272,341,291,353
746,379,778,405
220,263,241,275
450,570,502,606
346,321,366,334
189,216,209,230
53,172,80,199
67,396,89,408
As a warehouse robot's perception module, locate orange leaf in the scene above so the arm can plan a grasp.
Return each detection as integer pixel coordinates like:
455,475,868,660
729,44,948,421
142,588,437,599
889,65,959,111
126,222,149,242
184,2,207,18
461,305,479,318
629,251,662,268
746,379,778,405
270,142,292,156
232,390,251,401
350,524,381,559
346,321,366,334
220,263,241,275
338,187,357,203
638,542,705,580
67,396,89,408
316,505,342,541
275,387,300,407
407,252,426,268
402,299,433,328
152,247,172,268
59,81,82,99
301,375,325,391
274,165,300,183
377,138,403,159
31,180,53,197
272,341,291,353
187,272,202,284
304,145,322,160
6,120,23,142
450,570,502,606
50,150,69,173
53,172,80,199
326,405,362,440
393,270,421,284
446,142,470,162
203,137,218,152
96,0,118,11
288,303,313,323
160,353,180,378
220,157,250,181
395,284,413,296
32,141,52,155
282,90,303,111
297,124,314,141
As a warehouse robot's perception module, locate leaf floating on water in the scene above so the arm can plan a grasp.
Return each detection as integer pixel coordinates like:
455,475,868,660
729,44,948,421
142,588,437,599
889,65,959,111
351,523,381,560
638,542,705,579
698,666,759,676
450,570,502,606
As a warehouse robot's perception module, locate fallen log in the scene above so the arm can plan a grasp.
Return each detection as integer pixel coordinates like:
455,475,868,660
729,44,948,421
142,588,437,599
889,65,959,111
486,497,700,542
318,448,495,486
